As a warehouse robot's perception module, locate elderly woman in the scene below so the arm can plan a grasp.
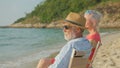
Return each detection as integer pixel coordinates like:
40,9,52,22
84,10,102,47
84,10,102,62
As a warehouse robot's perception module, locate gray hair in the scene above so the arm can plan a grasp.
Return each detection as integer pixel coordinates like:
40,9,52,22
84,10,102,31
84,10,102,23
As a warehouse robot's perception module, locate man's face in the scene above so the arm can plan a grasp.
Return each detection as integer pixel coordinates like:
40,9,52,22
62,23,77,41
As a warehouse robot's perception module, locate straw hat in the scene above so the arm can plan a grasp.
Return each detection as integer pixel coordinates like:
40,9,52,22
65,12,86,29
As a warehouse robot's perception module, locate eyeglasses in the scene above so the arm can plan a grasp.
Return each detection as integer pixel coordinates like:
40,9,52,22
63,25,71,29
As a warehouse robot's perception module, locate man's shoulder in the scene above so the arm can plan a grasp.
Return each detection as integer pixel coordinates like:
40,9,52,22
67,37,91,50
71,37,88,42
68,37,89,44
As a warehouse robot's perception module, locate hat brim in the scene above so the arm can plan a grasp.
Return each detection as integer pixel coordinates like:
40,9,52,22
64,20,86,29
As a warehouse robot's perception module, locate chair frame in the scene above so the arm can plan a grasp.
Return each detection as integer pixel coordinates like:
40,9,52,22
69,48,88,68
87,41,101,68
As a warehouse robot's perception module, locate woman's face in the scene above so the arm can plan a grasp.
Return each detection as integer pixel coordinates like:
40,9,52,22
85,19,94,29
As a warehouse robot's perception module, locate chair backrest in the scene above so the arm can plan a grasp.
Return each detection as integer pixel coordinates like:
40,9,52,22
86,41,101,68
68,49,88,68
68,41,101,68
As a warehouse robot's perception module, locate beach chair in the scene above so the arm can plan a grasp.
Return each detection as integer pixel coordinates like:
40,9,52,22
69,41,101,68
68,48,88,68
86,41,101,68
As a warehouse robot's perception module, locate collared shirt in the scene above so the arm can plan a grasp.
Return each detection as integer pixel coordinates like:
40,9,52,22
49,37,92,68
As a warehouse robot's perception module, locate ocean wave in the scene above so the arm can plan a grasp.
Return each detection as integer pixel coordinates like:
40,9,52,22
0,49,60,68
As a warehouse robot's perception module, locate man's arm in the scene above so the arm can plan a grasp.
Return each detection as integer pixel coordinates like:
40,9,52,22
49,42,73,68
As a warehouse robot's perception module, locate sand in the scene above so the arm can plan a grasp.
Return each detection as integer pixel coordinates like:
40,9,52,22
92,31,120,68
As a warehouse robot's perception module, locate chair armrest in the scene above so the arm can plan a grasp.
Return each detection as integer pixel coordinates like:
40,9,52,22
74,51,85,57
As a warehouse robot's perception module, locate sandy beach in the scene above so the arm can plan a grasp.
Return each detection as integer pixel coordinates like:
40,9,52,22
93,31,120,68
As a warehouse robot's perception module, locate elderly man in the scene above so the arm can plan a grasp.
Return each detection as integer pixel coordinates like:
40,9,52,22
37,12,92,68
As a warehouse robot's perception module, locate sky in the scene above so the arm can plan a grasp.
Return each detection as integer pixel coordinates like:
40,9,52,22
0,0,43,26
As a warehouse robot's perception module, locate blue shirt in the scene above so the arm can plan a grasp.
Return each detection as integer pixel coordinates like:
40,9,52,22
49,37,92,68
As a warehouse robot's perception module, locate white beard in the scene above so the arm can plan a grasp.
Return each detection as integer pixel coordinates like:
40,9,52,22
64,30,76,41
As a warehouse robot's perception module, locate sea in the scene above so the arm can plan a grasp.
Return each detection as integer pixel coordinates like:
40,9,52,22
0,28,120,68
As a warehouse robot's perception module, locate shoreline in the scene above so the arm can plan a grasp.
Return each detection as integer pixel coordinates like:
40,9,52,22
1,25,120,29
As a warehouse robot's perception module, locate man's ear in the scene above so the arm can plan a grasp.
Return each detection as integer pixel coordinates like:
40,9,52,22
76,28,81,33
